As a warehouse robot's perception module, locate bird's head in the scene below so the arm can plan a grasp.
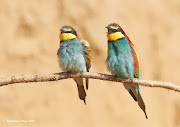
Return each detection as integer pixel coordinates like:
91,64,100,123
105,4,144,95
106,23,125,41
59,25,77,41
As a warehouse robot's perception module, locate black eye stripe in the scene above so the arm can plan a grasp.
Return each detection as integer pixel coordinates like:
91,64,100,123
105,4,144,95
66,31,71,33
108,28,124,34
63,31,77,36
121,31,125,34
72,31,77,36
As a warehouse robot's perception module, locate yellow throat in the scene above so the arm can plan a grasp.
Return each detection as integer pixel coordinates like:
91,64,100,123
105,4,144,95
59,33,76,41
107,32,125,41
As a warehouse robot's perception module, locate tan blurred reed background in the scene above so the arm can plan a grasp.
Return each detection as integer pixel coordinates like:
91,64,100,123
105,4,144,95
0,0,180,127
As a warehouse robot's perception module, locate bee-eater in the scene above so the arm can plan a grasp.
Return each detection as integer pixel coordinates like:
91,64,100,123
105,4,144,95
57,25,91,104
106,23,148,118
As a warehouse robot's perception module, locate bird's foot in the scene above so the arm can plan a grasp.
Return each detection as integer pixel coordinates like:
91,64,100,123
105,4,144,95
54,76,59,82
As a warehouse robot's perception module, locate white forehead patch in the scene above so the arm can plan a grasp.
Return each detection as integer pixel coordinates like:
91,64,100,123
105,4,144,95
64,27,72,31
109,26,119,30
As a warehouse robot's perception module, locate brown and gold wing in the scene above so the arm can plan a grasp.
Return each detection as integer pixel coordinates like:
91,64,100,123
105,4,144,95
77,34,92,89
125,35,139,78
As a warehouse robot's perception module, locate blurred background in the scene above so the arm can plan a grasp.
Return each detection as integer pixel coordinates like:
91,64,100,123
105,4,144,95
0,0,180,127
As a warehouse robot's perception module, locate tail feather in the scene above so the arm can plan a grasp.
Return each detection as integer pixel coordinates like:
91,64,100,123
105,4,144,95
124,83,137,102
85,78,89,90
129,89,137,101
138,92,148,119
74,78,87,104
124,83,148,119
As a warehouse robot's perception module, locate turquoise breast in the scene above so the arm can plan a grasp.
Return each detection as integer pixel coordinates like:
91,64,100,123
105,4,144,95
106,38,134,78
58,38,87,73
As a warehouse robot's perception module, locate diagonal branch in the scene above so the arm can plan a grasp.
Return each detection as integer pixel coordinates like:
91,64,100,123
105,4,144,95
0,72,179,92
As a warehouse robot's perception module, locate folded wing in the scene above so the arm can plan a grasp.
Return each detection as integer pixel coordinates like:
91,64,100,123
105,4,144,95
77,34,92,90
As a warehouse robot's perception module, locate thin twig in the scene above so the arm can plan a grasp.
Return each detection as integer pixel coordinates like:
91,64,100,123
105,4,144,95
0,72,179,92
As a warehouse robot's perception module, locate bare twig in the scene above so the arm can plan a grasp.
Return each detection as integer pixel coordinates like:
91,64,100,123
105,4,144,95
0,72,179,92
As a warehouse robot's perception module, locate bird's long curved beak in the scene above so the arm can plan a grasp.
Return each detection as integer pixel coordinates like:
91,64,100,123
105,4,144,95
106,26,110,33
105,26,110,29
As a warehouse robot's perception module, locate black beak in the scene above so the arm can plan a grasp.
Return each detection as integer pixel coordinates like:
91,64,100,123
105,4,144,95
106,26,110,33
105,26,110,29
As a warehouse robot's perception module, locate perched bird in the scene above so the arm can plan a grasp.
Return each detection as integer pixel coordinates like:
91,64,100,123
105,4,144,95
106,23,148,118
57,25,91,103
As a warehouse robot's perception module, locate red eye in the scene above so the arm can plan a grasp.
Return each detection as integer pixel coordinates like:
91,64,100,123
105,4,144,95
113,29,117,32
108,29,117,33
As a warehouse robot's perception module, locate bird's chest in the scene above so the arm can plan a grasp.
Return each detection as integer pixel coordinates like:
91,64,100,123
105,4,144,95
107,41,134,78
60,43,79,57
58,41,86,72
